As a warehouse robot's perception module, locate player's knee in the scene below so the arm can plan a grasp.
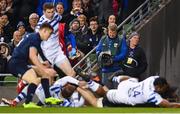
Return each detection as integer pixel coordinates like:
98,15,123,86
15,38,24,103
67,69,76,77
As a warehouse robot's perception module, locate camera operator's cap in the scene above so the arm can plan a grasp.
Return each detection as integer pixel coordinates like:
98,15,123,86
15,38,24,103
17,21,25,29
129,32,140,39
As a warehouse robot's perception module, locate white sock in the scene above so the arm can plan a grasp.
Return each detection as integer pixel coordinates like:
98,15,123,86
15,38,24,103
14,86,28,103
88,80,100,92
112,76,125,83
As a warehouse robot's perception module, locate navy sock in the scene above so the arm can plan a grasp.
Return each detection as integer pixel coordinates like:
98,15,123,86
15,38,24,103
25,83,37,104
41,78,51,98
37,100,44,106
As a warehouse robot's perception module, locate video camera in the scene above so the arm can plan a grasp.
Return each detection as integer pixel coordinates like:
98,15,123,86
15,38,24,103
98,52,113,67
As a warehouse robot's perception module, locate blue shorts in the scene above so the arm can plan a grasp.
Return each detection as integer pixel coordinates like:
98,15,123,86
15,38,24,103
8,58,31,78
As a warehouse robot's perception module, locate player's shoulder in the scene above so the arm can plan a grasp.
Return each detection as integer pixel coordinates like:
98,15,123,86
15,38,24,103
24,33,36,38
145,76,160,81
25,33,41,45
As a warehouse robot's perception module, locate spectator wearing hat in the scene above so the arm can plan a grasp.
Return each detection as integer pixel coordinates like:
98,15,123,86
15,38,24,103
68,18,85,56
69,18,89,56
17,21,27,37
122,32,147,81
26,13,39,33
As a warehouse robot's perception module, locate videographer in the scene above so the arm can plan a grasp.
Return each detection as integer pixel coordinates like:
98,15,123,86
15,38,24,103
122,32,147,81
96,23,127,88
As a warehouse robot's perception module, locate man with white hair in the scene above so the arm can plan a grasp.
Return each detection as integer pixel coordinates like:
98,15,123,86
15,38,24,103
27,13,39,33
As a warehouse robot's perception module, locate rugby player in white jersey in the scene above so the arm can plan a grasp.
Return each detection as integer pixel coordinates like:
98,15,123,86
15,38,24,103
77,75,180,108
35,3,75,77
35,76,86,107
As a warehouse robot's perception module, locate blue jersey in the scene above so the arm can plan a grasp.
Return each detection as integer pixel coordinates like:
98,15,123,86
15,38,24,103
11,33,46,63
8,33,47,77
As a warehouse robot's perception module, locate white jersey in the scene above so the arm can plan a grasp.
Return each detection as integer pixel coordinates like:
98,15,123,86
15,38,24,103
36,76,84,107
107,76,163,106
35,13,66,65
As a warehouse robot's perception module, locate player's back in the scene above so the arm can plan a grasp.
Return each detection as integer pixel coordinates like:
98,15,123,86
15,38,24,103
127,76,161,105
106,76,160,105
11,33,41,62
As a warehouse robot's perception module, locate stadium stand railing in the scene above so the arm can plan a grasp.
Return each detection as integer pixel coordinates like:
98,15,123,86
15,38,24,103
0,0,171,84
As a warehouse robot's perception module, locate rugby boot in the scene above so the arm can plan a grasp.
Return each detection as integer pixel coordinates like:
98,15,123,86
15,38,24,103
1,98,17,107
23,102,41,108
45,97,63,105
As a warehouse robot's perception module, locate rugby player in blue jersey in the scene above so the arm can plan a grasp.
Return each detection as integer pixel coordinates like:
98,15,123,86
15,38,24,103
8,23,62,108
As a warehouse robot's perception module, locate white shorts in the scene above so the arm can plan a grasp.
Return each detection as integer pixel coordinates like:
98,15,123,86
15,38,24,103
41,37,67,65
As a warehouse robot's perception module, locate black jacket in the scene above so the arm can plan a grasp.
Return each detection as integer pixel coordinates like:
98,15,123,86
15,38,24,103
122,45,147,79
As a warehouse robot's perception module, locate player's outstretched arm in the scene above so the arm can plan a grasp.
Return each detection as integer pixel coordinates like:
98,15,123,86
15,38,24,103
159,99,180,108
77,87,98,107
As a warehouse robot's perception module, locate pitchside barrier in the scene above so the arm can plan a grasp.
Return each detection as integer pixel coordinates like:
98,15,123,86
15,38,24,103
0,0,170,85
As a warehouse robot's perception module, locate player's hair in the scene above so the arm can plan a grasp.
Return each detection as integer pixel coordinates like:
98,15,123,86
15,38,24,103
61,83,78,99
154,77,168,87
39,23,54,31
56,2,64,8
43,2,54,11
89,16,99,24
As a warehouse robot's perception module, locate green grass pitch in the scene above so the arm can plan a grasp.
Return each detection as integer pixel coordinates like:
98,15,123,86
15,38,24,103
0,107,180,113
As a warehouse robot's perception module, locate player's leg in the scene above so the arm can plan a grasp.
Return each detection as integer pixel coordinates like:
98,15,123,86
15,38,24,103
13,85,28,105
75,68,108,97
21,69,41,108
55,57,76,77
32,66,63,105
